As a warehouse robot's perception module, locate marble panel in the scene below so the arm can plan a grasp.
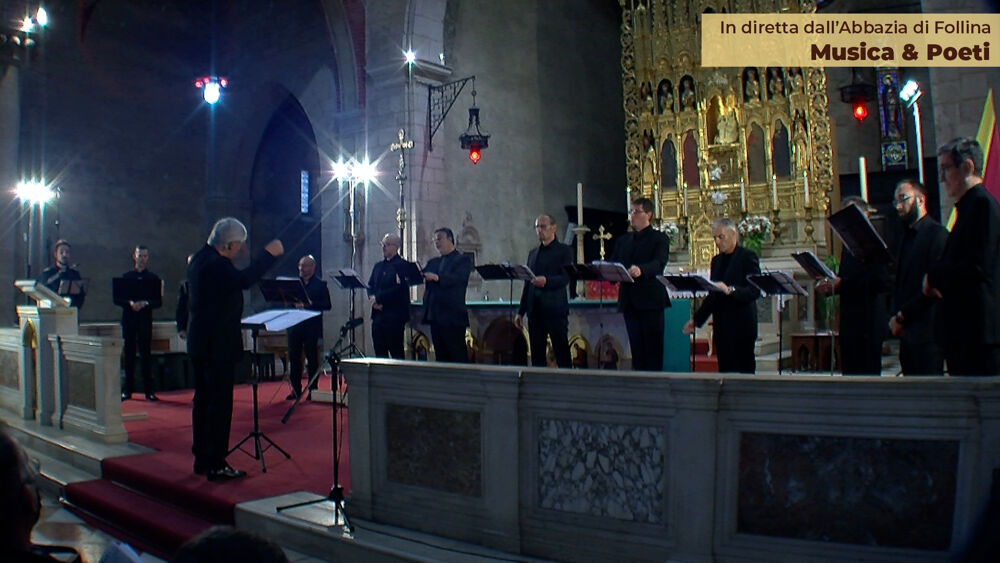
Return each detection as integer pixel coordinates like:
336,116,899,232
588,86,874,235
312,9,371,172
385,404,482,496
537,418,664,523
66,360,96,410
737,432,958,550
0,349,17,388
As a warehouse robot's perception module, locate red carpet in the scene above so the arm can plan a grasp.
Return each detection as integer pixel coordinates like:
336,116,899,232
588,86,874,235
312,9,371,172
64,379,349,556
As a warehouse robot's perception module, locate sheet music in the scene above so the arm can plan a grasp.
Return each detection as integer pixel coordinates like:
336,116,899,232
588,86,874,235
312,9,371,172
242,309,321,332
791,251,836,280
590,261,634,283
747,271,808,296
658,274,724,297
503,262,535,281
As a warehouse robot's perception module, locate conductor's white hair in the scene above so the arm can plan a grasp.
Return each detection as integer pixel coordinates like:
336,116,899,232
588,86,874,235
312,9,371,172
207,217,248,248
712,217,737,233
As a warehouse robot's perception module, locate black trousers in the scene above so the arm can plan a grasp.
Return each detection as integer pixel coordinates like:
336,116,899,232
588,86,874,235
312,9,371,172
945,343,1000,376
899,337,944,375
528,312,571,368
288,331,320,393
122,318,153,394
714,332,756,374
191,356,236,471
624,308,664,371
372,321,405,359
431,324,467,363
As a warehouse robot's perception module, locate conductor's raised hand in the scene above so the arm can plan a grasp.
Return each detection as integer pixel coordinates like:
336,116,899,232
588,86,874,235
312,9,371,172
264,239,284,257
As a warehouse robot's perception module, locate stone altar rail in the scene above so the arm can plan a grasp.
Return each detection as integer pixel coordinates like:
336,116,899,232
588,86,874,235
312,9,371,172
48,334,126,444
344,360,1000,562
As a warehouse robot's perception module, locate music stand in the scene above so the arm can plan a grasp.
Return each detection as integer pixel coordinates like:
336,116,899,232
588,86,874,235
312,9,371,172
476,263,534,322
112,277,163,307
747,271,808,375
827,203,891,265
331,269,367,357
659,274,724,372
230,309,316,472
792,251,838,375
276,319,356,533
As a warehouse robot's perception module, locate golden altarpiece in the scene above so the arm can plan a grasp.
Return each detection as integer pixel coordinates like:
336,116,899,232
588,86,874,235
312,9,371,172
620,0,833,269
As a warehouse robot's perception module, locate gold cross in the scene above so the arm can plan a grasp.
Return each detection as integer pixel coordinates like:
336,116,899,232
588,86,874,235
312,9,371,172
593,225,613,260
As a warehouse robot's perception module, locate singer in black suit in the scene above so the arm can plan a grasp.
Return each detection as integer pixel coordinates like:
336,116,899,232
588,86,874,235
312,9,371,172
818,198,891,375
422,228,473,363
925,137,1000,376
515,214,573,368
684,218,761,374
889,180,947,375
611,197,670,371
286,255,331,399
115,246,163,401
186,217,283,481
368,233,412,359
39,240,85,308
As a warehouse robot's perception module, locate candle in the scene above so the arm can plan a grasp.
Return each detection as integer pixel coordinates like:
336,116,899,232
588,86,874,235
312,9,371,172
803,170,810,206
577,182,584,226
682,182,689,216
771,175,778,208
626,185,632,213
858,156,869,202
654,184,661,217
739,179,746,211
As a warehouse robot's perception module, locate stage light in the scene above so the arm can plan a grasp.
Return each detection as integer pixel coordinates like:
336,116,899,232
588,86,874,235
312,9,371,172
899,79,922,108
194,75,227,104
35,7,48,27
852,102,868,122
15,180,54,204
403,49,416,65
332,160,351,182
352,160,378,184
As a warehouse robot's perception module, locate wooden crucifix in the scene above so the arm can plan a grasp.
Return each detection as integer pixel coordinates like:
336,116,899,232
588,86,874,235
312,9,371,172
593,225,613,260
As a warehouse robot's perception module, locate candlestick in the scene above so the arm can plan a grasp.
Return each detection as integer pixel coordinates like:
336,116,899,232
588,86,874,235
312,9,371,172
654,184,661,217
858,156,868,202
739,180,746,211
682,182,689,216
771,174,778,209
577,182,584,226
626,186,632,214
802,170,810,206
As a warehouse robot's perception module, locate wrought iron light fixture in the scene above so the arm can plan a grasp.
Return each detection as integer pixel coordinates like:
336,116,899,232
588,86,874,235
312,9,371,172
459,90,489,164
428,75,490,163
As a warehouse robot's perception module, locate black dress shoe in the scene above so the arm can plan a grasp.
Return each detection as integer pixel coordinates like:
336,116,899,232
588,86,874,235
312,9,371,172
206,466,247,482
145,393,159,402
121,393,132,401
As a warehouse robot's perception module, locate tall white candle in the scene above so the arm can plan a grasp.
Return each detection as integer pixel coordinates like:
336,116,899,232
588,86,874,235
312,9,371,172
577,182,584,226
858,156,869,202
682,182,689,216
771,175,778,208
626,186,632,213
740,179,746,211
654,184,661,217
803,170,810,206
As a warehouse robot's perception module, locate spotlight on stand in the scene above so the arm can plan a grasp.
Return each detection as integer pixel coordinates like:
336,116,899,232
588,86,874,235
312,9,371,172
194,76,228,105
899,79,926,184
899,79,922,108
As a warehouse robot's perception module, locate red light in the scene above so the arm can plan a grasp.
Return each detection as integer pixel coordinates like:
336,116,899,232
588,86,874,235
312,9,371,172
194,80,203,88
853,102,868,121
468,146,482,164
219,78,228,87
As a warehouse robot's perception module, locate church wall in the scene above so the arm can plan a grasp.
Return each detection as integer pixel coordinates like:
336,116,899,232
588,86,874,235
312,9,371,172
10,0,215,322
0,66,21,326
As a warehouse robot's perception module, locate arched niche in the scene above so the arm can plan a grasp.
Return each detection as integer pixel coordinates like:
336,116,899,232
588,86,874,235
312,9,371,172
682,130,700,188
660,136,677,190
747,123,767,183
772,120,791,179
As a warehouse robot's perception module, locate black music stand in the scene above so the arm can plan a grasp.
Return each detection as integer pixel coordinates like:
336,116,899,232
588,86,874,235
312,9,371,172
659,274,725,372
792,251,838,375
332,269,368,357
112,277,163,307
476,263,534,321
827,203,892,265
276,318,356,532
261,277,312,306
229,310,315,472
747,271,808,375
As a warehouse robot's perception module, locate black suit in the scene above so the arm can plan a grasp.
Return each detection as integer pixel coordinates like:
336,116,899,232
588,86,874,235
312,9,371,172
692,246,761,374
893,215,947,375
838,250,890,375
186,244,276,472
927,185,1000,376
114,270,162,395
287,276,332,394
611,226,670,371
39,266,85,308
422,250,473,363
368,254,412,359
518,240,573,367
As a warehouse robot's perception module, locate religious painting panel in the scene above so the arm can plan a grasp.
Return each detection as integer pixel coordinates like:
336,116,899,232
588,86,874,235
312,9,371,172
771,120,791,179
386,404,482,497
660,137,677,190
737,432,958,550
747,123,766,184
410,330,430,361
537,418,664,523
480,317,526,366
569,334,589,369
595,335,624,371
682,131,700,188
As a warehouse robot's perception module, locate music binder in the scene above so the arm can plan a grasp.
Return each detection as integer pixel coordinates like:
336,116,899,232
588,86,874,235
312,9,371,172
475,263,535,282
588,261,634,283
827,203,891,265
394,260,424,286
331,268,369,290
791,251,837,280
260,278,311,306
747,272,808,297
658,274,725,296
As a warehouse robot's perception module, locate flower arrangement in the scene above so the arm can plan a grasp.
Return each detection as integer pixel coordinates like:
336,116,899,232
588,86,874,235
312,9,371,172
657,221,680,246
709,190,728,205
737,215,773,255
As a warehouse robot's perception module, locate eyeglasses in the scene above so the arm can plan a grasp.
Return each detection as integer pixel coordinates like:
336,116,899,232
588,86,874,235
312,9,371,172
893,194,914,206
628,208,650,215
939,162,957,175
